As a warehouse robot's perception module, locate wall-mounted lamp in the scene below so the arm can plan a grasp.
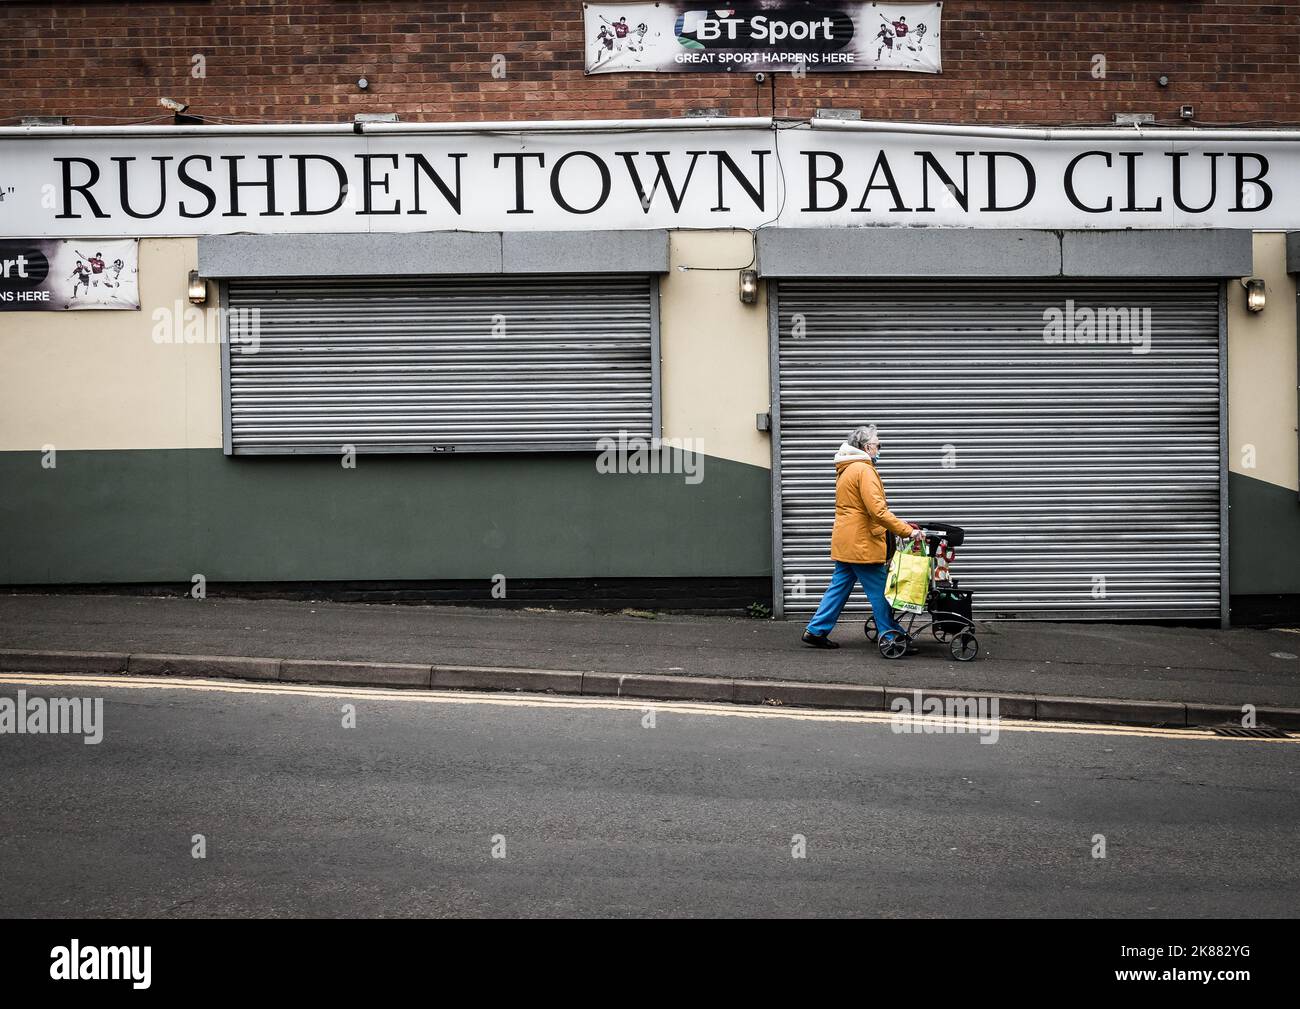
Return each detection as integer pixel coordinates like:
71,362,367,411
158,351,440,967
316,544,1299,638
739,269,759,304
187,269,208,306
1241,277,1266,313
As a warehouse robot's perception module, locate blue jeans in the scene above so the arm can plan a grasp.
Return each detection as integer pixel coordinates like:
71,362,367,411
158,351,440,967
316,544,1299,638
805,560,905,637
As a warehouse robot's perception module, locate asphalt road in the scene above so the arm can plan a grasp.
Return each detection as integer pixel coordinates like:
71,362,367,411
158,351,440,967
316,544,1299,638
1,675,1296,918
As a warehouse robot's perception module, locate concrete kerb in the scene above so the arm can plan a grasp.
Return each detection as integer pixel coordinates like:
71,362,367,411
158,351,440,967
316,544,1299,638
128,653,280,681
733,679,887,710
884,685,1036,721
434,664,583,694
0,649,128,674
582,671,735,702
1034,694,1187,727
0,648,1297,730
280,659,432,688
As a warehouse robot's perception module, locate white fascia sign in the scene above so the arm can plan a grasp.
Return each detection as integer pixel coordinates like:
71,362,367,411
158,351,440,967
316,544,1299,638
0,121,1296,235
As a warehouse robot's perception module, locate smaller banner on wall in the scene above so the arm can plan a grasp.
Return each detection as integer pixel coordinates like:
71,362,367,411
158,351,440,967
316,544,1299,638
0,238,139,311
583,2,942,75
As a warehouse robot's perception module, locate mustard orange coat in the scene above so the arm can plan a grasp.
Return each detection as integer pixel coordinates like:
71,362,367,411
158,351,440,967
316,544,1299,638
830,456,914,564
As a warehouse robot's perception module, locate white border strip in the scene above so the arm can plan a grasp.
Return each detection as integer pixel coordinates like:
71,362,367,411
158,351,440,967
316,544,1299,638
0,117,773,140
808,118,1300,142
5,115,1296,142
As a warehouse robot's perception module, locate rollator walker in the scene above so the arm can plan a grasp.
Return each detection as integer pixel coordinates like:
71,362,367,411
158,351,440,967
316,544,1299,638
864,521,978,662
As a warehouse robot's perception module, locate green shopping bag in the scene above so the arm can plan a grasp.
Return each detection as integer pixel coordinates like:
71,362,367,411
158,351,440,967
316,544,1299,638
885,538,932,614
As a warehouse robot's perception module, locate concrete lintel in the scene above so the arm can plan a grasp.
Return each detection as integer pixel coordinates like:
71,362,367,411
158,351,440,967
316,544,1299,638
198,232,503,277
1060,229,1253,277
757,228,1062,278
502,230,670,274
199,231,671,278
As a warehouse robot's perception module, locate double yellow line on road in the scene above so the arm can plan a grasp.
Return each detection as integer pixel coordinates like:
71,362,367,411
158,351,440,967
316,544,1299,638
1,672,1296,745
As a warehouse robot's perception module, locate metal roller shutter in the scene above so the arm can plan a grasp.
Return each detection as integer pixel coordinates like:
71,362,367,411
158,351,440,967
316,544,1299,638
223,275,654,453
776,279,1223,621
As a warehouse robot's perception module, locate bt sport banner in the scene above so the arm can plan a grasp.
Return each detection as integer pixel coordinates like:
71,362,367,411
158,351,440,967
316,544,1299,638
583,2,942,74
0,238,139,311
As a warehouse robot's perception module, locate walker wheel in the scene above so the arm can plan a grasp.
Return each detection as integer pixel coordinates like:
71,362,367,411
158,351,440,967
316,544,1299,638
864,616,878,642
950,631,979,662
879,629,909,660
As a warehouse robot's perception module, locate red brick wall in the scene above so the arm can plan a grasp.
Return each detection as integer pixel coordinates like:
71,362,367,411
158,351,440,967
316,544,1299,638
2,1,1298,126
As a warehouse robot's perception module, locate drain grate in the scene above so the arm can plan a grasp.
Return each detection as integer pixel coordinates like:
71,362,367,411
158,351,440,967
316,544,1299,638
1211,726,1292,739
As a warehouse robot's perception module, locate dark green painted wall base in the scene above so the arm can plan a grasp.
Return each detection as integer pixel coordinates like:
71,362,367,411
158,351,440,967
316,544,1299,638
7,453,1295,608
0,449,772,584
1229,594,1300,626
5,577,773,612
1228,471,1300,596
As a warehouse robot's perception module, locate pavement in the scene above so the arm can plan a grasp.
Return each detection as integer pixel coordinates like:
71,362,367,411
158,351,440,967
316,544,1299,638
2,676,1296,917
2,592,1300,727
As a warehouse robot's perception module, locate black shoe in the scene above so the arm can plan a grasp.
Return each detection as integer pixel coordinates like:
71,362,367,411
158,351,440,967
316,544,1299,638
802,630,840,649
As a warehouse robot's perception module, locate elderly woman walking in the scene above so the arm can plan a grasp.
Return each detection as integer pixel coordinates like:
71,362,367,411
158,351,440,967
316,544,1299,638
802,424,923,650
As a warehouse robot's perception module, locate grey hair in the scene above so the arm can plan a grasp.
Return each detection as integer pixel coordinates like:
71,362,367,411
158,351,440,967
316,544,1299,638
848,424,878,450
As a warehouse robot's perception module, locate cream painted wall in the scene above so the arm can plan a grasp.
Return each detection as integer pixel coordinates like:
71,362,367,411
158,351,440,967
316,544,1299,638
659,230,771,469
0,238,222,452
4,231,774,462
1228,232,1298,492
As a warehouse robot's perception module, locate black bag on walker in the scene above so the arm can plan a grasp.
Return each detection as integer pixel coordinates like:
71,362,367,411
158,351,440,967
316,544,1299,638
931,587,972,633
